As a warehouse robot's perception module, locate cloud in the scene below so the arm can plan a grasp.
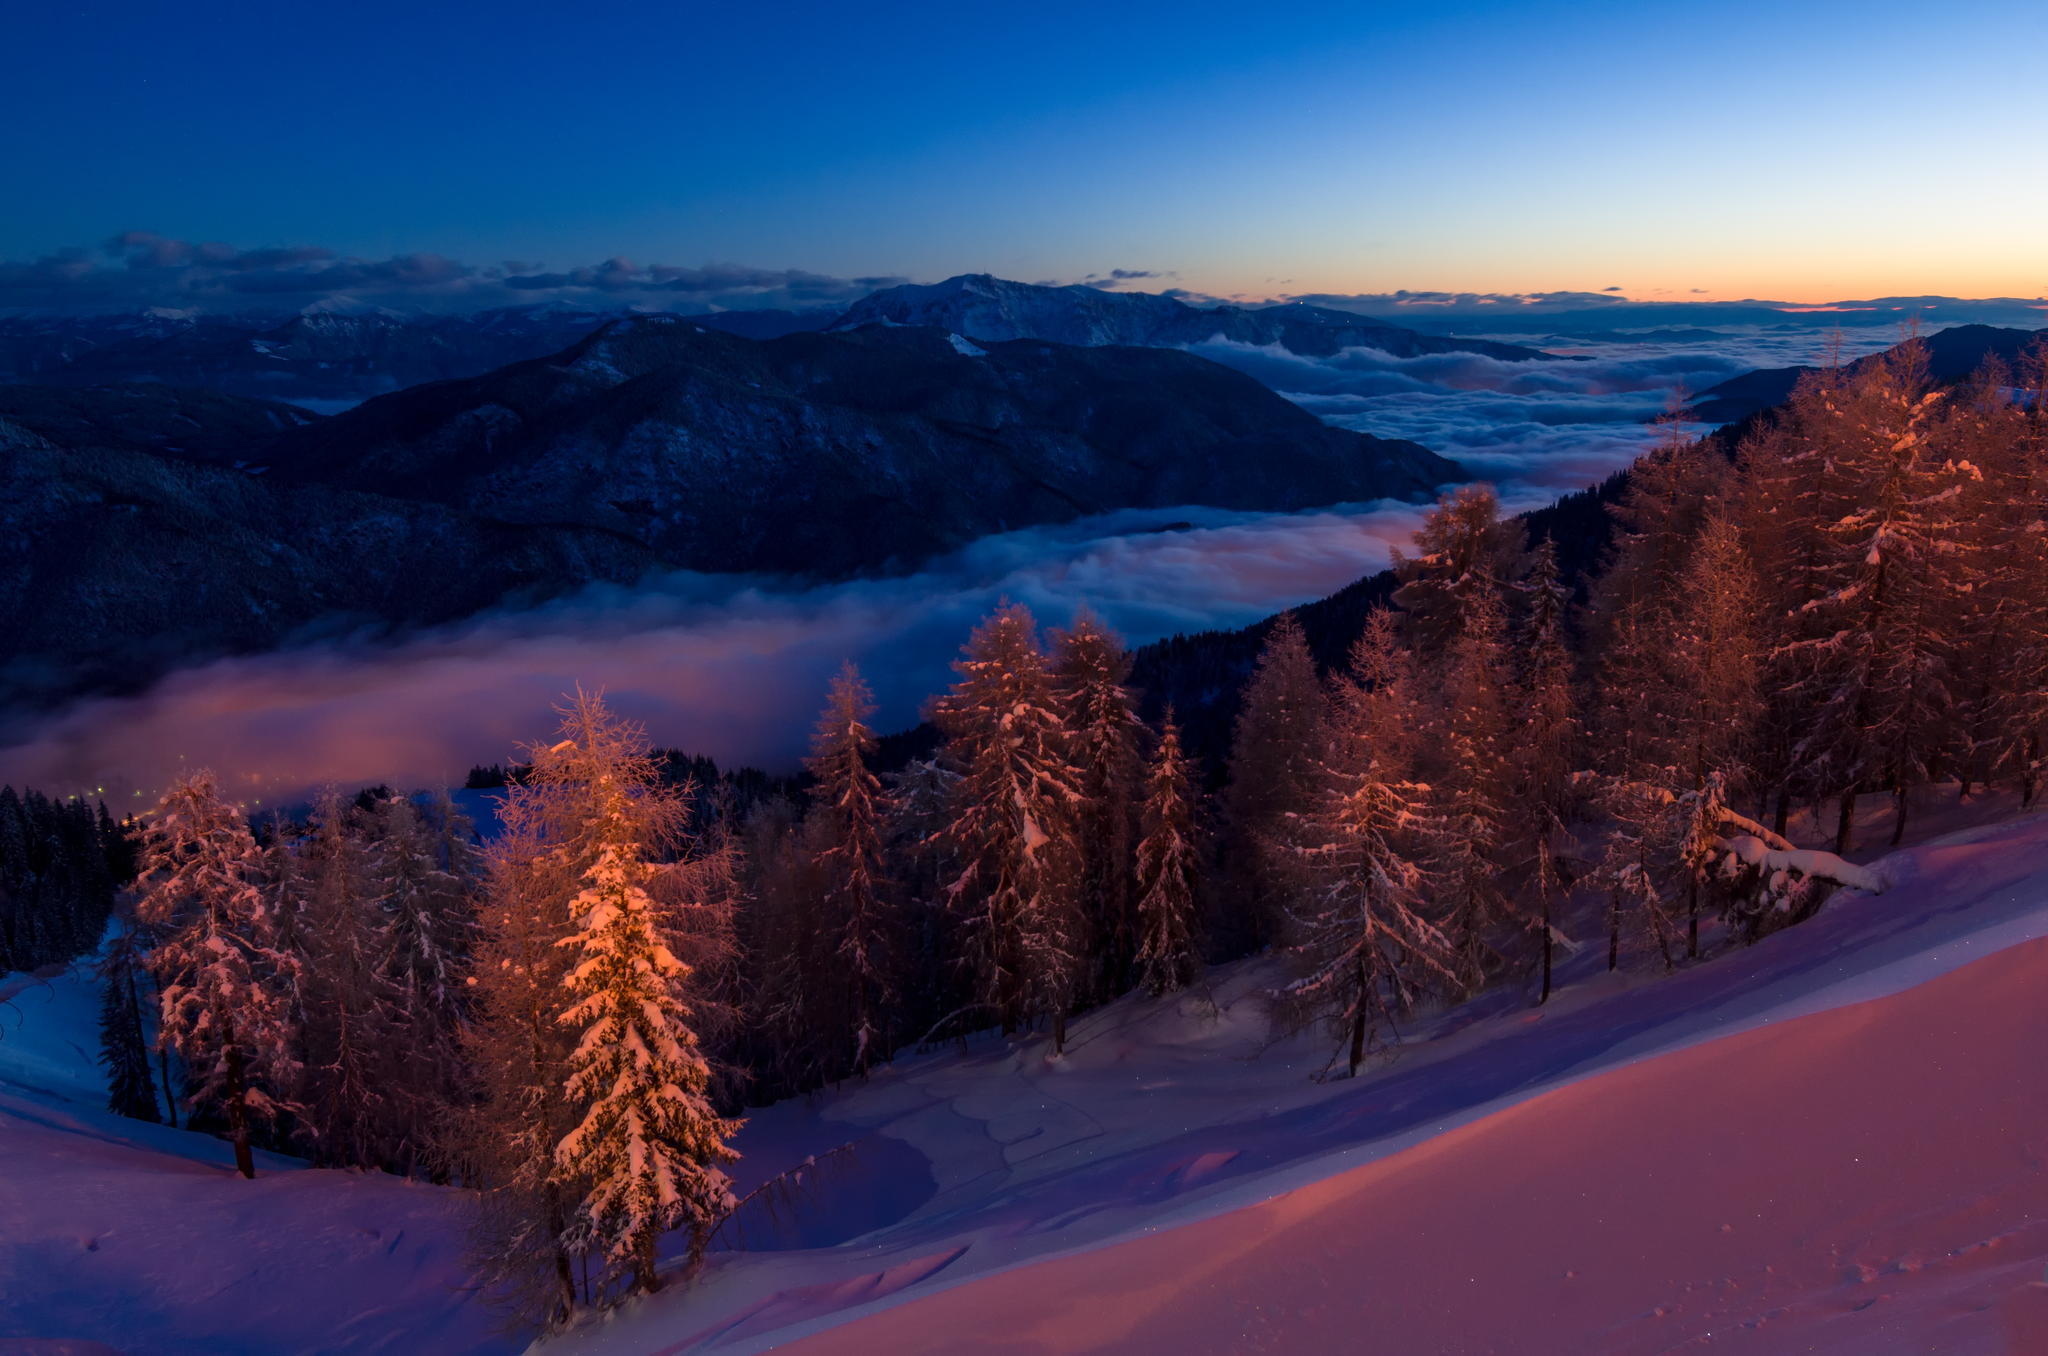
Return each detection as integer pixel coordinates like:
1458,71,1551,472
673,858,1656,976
1187,325,1902,500
0,232,905,315
0,501,1443,804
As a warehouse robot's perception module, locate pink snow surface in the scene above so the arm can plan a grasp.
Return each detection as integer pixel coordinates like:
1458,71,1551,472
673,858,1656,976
0,969,511,1356
794,929,2048,1353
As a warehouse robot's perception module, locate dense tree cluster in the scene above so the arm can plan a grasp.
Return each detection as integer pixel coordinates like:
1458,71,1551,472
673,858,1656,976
0,787,131,974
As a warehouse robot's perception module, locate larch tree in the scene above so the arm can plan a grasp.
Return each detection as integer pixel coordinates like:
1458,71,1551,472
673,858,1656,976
1782,342,1966,850
1425,582,1519,992
368,792,480,1165
1389,483,1525,666
1133,710,1202,996
135,771,300,1179
930,603,1084,1046
805,663,895,1077
296,789,403,1169
1654,513,1767,954
1221,612,1327,954
548,693,741,1295
1509,537,1579,1002
461,811,582,1327
1283,640,1458,1076
1051,609,1144,999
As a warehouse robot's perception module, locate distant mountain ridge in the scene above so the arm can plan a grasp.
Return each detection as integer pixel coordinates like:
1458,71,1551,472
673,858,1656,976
0,318,1462,706
834,274,1555,361
0,306,827,405
1688,324,2048,423
0,274,1556,406
259,315,1463,576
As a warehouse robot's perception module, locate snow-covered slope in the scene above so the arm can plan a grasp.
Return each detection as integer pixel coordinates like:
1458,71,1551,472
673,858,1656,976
557,806,2048,1355
7,805,2047,1354
0,955,509,1356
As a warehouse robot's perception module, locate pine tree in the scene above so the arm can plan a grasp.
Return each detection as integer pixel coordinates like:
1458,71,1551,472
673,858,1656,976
1133,711,1202,996
549,693,740,1295
1221,612,1327,954
97,919,160,1122
930,604,1084,1046
135,772,299,1178
1051,610,1144,999
805,664,895,1077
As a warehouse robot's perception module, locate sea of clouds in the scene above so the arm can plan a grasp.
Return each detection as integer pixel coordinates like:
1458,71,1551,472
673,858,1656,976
0,321,1902,804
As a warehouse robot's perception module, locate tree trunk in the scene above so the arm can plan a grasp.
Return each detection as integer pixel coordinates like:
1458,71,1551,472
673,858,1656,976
1607,891,1620,972
545,1185,576,1323
1052,1008,1068,1055
223,1039,255,1180
1347,962,1368,1075
1686,878,1699,960
1771,785,1791,838
1890,782,1910,846
1833,789,1857,855
1538,891,1553,1005
632,1228,662,1295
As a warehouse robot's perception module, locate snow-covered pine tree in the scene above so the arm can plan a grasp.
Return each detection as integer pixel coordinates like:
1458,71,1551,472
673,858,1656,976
1221,612,1327,954
1133,710,1202,996
1283,653,1458,1076
804,663,895,1077
97,918,160,1122
135,771,300,1178
549,692,740,1295
1051,609,1144,1000
930,604,1084,1046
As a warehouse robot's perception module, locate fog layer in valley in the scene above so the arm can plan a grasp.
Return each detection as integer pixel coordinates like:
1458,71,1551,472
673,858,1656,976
0,322,1899,803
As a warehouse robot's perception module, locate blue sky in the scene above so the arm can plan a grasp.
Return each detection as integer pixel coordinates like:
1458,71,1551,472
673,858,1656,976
6,0,2047,301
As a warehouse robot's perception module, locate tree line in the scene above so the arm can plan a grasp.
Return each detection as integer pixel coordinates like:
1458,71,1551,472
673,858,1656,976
89,334,2046,1328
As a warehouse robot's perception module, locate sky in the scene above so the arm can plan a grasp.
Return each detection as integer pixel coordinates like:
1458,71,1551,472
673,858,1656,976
6,0,2047,305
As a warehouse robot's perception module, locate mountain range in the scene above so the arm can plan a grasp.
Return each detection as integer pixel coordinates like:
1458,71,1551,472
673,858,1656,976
0,318,1460,707
831,274,1553,360
0,274,1553,406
